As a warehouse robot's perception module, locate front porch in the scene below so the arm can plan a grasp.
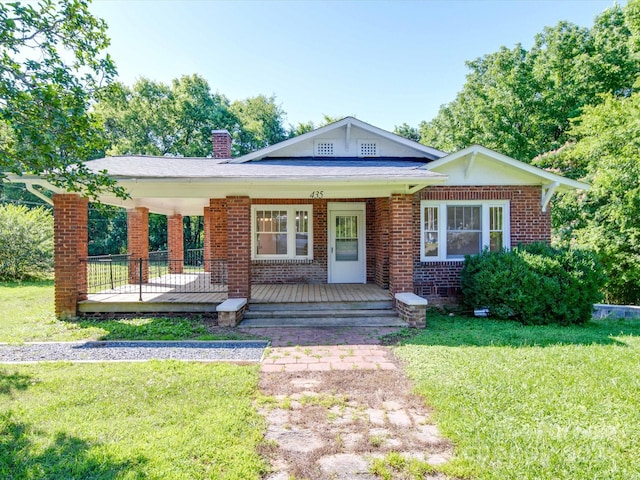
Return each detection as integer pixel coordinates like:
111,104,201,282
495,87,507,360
78,280,393,314
54,190,417,320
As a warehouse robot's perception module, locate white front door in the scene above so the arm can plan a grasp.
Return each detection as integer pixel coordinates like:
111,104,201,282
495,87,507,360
328,203,366,283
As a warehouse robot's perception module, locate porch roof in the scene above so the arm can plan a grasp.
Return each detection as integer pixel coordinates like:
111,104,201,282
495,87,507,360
13,156,447,215
83,156,446,180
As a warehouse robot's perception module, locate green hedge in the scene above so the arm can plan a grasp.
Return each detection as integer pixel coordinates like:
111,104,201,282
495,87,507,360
460,243,605,325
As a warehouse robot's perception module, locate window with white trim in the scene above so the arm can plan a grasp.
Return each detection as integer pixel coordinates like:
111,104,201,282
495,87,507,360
252,205,313,260
420,200,509,261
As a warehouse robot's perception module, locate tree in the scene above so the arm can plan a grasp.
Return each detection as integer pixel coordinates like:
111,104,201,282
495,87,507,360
0,0,126,199
229,95,288,155
419,4,638,162
94,74,236,157
541,93,640,305
0,204,53,279
288,121,316,138
393,123,421,142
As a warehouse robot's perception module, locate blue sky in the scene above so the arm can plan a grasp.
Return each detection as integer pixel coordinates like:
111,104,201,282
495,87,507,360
90,0,618,131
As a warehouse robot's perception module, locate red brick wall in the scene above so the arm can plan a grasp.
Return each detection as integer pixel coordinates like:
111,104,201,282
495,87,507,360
413,185,551,304
365,199,376,283
127,207,149,284
250,198,327,283
389,194,414,295
251,261,326,283
212,130,232,159
226,196,251,298
374,197,390,289
167,214,184,274
209,199,227,260
249,198,381,285
203,206,211,272
53,194,88,318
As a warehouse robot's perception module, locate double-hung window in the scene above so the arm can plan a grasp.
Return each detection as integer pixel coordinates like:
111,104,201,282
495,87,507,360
252,205,313,260
421,200,509,261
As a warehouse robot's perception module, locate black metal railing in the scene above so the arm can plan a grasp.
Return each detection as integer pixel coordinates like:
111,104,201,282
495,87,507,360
82,250,227,299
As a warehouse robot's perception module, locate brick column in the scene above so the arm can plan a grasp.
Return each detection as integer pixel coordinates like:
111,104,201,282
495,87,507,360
389,194,414,296
127,207,149,284
374,197,390,289
226,196,251,299
203,206,211,272
167,214,184,274
53,194,88,318
209,198,228,284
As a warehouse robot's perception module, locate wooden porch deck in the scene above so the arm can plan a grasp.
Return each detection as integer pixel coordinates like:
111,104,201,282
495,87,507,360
78,279,391,313
251,283,391,303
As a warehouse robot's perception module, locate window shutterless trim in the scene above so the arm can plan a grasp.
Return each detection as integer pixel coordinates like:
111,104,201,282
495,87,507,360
420,200,510,262
251,205,313,260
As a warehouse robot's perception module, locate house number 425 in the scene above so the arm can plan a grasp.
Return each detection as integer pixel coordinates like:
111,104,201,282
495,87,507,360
309,191,324,199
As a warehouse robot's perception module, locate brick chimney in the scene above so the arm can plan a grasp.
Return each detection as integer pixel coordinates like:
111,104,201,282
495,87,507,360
212,129,232,159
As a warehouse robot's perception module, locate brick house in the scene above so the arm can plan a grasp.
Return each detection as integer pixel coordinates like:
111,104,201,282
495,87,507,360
14,117,588,320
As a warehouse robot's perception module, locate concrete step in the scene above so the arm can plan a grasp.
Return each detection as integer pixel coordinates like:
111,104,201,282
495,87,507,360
243,308,398,319
248,301,393,312
239,316,406,328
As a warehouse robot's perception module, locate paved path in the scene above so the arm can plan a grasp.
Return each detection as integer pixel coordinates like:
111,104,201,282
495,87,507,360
0,340,268,363
239,326,403,372
261,344,397,372
239,326,401,347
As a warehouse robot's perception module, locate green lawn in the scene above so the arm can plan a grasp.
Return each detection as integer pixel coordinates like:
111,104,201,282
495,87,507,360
0,280,268,478
0,361,266,479
393,312,640,480
0,280,252,343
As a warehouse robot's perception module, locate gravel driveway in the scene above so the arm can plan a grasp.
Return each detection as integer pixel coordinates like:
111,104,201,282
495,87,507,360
0,340,269,363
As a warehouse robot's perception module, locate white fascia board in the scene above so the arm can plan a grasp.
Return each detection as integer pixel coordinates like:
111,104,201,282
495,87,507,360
230,117,447,163
5,174,66,193
110,175,446,192
426,145,590,191
100,177,446,203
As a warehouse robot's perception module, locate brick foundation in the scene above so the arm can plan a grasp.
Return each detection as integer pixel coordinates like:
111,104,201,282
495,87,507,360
127,207,149,284
53,194,88,318
167,214,184,274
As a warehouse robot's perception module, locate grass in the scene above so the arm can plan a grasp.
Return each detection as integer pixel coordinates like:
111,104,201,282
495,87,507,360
370,451,434,480
392,311,640,480
0,361,267,479
0,279,255,343
0,279,269,478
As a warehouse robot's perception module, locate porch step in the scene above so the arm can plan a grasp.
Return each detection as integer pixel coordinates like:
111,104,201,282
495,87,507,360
240,300,405,328
243,309,397,319
248,300,393,312
239,316,407,328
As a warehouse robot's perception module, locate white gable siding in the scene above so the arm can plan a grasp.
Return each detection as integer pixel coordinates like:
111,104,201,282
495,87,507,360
268,125,425,158
429,153,548,186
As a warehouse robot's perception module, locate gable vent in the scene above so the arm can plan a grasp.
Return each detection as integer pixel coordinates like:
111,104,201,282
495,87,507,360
359,141,378,157
315,141,334,157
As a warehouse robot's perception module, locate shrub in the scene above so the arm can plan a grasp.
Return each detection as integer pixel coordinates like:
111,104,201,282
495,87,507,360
460,243,605,325
0,204,53,280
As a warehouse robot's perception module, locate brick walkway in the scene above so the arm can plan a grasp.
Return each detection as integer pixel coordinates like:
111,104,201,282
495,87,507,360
261,344,397,372
237,326,402,372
